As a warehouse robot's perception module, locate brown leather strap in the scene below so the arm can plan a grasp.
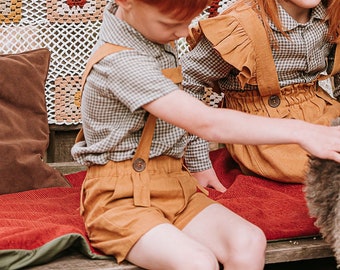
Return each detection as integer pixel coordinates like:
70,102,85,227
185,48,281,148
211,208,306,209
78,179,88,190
82,44,129,91
237,7,281,96
74,43,130,108
75,43,130,143
74,44,183,173
75,43,183,207
131,114,157,168
162,66,182,84
132,66,182,167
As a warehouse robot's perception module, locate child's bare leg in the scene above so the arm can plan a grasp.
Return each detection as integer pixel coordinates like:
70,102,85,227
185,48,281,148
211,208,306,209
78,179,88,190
182,204,266,270
126,223,220,270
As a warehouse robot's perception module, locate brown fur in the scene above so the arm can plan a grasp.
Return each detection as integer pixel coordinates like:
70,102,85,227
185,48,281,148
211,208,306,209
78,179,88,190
305,118,340,268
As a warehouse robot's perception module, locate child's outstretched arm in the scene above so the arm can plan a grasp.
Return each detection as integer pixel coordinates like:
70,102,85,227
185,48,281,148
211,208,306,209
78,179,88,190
144,90,340,163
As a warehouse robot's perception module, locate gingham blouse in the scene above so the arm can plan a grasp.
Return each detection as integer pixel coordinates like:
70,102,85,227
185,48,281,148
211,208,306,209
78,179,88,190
71,2,211,172
181,2,340,97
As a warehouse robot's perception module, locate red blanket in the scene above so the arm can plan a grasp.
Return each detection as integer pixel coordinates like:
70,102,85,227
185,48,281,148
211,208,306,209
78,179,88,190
0,149,319,269
207,148,318,240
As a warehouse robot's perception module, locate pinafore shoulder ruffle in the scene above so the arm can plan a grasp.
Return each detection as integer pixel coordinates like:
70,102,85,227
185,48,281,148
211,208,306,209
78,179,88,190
188,6,263,88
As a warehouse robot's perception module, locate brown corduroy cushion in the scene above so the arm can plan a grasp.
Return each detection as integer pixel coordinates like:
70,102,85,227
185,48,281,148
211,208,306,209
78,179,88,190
0,48,71,194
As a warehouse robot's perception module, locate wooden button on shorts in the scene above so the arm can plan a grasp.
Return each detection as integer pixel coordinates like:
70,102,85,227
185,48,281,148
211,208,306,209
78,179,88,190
80,156,216,263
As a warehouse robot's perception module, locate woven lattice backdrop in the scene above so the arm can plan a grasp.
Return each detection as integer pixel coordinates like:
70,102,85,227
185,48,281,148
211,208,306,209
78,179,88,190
1,0,107,125
1,0,246,125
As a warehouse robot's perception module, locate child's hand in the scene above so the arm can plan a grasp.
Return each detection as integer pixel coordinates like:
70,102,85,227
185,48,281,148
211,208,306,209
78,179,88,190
191,168,227,193
297,120,340,163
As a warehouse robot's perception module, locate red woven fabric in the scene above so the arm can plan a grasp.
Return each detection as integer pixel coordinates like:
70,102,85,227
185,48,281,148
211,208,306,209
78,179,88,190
0,171,93,251
208,148,319,240
0,149,318,254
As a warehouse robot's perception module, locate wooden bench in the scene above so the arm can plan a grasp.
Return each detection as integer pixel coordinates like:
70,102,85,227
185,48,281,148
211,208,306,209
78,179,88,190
24,161,335,270
25,235,335,269
40,126,336,269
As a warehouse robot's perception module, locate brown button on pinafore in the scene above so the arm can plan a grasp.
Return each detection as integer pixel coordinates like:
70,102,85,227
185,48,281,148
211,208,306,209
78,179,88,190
221,7,340,183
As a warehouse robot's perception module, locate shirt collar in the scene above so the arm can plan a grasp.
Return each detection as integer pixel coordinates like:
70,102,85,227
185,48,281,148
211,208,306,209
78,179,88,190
269,2,326,32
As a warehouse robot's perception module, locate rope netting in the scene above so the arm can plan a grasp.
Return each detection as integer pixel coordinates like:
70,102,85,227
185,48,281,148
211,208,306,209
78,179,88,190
0,0,235,125
1,0,106,125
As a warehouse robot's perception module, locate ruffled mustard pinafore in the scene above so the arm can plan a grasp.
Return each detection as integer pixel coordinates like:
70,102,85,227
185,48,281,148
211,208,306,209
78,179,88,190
195,5,340,183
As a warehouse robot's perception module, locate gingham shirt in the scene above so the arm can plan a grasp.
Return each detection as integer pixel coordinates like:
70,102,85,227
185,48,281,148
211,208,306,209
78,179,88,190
71,2,211,172
182,3,340,97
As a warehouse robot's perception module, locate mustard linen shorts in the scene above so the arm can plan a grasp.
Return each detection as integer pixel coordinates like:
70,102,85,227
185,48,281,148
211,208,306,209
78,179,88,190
80,156,216,263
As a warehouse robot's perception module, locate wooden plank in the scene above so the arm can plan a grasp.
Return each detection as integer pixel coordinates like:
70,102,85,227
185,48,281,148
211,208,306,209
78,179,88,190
26,251,142,270
47,125,82,163
26,239,334,269
265,237,334,264
49,124,82,131
50,162,87,174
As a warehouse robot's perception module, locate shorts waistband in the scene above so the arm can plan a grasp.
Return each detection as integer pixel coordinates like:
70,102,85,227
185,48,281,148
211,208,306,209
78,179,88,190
87,156,184,178
86,156,185,207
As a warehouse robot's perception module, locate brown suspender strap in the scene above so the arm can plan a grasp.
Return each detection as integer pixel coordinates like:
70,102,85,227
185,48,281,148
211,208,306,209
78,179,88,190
74,43,182,198
130,112,156,207
74,43,130,108
74,43,182,207
236,7,281,97
131,113,157,169
130,66,182,206
131,66,182,167
82,44,129,91
162,66,182,84
74,43,131,143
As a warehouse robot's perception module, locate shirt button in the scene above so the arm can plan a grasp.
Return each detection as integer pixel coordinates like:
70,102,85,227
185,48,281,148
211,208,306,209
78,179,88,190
268,95,280,108
133,158,146,172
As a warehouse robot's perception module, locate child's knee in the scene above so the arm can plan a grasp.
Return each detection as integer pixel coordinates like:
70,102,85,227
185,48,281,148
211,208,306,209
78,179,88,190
238,225,267,254
175,247,219,270
223,225,266,268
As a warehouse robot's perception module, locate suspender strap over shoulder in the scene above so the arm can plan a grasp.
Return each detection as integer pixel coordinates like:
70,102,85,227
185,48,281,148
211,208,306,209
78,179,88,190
74,43,183,206
74,43,130,108
74,43,131,143
82,43,130,91
236,7,281,97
